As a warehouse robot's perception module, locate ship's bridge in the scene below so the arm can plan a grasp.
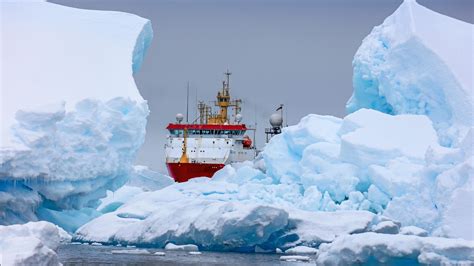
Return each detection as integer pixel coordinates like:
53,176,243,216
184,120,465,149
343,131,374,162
166,124,247,137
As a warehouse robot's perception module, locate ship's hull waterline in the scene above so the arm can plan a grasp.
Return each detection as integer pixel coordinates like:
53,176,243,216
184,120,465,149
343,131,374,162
166,162,225,183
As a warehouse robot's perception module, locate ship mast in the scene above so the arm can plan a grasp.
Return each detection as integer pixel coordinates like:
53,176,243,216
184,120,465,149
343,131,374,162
203,69,242,125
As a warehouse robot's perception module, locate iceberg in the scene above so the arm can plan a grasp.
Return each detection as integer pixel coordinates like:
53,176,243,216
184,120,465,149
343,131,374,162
0,221,70,266
76,1,472,255
316,232,474,265
0,1,152,227
347,0,473,146
284,246,318,254
75,188,379,251
76,108,472,250
2,0,472,263
164,243,199,251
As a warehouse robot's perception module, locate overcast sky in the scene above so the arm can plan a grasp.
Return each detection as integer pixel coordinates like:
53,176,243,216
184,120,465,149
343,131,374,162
50,0,473,172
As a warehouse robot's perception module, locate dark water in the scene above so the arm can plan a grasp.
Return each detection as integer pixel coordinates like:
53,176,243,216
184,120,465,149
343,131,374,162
58,244,315,266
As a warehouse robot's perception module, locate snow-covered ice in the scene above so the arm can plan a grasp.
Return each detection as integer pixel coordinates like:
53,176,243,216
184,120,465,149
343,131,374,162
75,1,473,258
347,0,473,146
316,232,474,265
0,221,70,266
165,243,199,251
75,181,381,251
372,220,400,234
2,0,473,264
284,246,318,254
0,1,152,228
97,166,173,214
400,226,428,237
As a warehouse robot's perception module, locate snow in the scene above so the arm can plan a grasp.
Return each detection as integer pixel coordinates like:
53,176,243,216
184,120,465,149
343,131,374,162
316,232,474,265
0,1,152,228
1,1,152,147
0,221,69,266
340,109,439,165
128,165,174,191
439,174,474,240
75,179,379,251
372,220,400,234
347,0,473,146
400,226,428,237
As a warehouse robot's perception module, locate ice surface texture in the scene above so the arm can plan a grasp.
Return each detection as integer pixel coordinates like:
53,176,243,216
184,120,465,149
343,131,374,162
76,109,472,250
0,1,152,228
77,0,472,257
347,0,473,146
316,232,474,265
0,221,70,266
75,182,377,251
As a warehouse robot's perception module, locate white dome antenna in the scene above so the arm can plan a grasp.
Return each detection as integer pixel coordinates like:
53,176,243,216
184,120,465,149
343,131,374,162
176,113,184,124
269,113,283,127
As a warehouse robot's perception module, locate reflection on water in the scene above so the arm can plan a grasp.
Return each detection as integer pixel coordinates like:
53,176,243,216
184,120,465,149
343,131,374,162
58,244,315,266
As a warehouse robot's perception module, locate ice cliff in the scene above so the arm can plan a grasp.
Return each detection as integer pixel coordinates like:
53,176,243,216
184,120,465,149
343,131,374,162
0,1,152,226
347,0,473,146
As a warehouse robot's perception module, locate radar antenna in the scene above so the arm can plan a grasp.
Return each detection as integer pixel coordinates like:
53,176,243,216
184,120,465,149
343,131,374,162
224,69,232,89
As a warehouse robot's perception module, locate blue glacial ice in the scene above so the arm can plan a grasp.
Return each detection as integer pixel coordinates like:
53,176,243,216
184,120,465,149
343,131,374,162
347,0,473,147
0,1,152,229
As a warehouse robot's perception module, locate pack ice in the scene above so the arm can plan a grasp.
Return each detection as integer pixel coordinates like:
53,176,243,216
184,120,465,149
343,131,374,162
75,1,473,263
0,0,152,229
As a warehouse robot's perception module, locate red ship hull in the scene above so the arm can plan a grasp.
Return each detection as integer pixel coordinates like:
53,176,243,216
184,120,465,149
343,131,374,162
166,162,225,183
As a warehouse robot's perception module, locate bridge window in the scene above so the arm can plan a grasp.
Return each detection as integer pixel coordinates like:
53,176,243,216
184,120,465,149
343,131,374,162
169,129,184,136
